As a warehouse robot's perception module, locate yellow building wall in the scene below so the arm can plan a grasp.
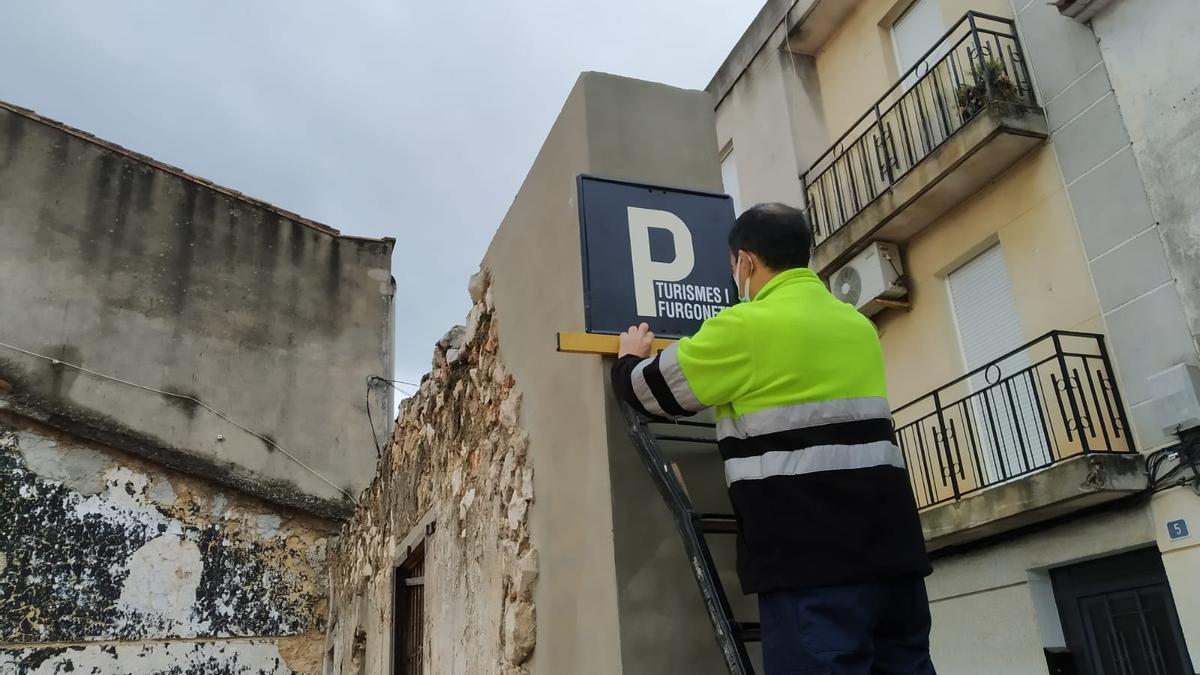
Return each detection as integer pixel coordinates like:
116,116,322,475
798,0,1106,407
877,146,1103,408
813,0,1014,147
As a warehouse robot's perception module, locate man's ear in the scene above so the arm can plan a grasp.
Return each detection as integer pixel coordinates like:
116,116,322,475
745,251,762,274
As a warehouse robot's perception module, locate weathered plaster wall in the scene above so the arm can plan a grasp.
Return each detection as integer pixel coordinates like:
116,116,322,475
0,102,395,518
712,21,823,210
325,275,536,674
0,413,335,674
7,640,306,675
1092,0,1200,354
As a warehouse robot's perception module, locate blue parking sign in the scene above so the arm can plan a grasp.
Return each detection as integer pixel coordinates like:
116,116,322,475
577,175,737,339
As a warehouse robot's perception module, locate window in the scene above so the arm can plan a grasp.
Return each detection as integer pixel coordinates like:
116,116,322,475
393,544,425,675
720,146,742,215
892,0,945,88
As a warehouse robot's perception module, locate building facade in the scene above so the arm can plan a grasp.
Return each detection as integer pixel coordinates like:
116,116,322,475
711,0,1200,672
0,102,395,674
317,8,1200,669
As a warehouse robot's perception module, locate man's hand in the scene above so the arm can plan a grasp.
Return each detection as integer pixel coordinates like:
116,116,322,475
618,323,655,358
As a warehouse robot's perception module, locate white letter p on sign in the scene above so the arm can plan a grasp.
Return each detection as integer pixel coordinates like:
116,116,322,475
627,207,695,317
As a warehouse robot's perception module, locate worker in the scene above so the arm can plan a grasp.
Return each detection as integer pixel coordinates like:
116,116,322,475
611,203,935,675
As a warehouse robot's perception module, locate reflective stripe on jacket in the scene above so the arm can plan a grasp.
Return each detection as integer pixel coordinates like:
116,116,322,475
612,267,930,594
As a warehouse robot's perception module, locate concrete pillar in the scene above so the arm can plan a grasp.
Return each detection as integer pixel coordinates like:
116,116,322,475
480,72,730,674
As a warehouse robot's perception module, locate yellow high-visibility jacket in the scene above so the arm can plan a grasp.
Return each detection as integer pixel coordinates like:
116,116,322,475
613,267,929,593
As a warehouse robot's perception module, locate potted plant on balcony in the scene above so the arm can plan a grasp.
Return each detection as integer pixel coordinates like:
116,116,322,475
956,57,1023,119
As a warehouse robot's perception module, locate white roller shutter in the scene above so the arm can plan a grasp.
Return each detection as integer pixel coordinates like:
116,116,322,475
947,244,1024,371
947,244,1049,484
892,0,946,89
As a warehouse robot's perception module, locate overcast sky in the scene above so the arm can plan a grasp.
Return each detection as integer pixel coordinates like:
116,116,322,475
0,1,760,391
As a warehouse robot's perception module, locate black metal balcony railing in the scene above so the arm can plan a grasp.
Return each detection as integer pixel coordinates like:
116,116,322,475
892,332,1136,509
802,11,1036,245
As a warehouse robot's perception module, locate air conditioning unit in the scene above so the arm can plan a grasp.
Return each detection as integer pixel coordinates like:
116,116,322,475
829,242,906,316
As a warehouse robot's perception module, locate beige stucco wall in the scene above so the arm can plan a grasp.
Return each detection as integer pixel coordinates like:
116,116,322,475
877,146,1101,407
927,502,1156,673
481,76,624,675
713,23,822,210
930,584,1048,674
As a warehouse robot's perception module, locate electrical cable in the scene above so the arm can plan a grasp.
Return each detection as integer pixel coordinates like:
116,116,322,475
1145,433,1200,496
370,375,421,392
0,339,357,504
365,375,418,459
366,378,384,459
879,249,908,289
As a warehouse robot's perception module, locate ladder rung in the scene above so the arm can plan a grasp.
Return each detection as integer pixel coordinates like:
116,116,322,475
655,434,718,445
648,419,716,430
695,513,738,534
734,621,761,642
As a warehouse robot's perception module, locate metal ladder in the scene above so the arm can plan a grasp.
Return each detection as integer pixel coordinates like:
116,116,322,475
618,402,760,675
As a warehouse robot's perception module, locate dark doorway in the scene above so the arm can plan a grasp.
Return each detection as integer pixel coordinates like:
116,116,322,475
393,544,425,675
1051,547,1193,675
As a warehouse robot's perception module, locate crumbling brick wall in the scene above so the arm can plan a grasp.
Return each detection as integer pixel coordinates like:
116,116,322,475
0,413,335,675
325,272,536,674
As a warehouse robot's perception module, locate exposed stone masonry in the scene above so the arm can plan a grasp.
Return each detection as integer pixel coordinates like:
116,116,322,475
326,271,536,674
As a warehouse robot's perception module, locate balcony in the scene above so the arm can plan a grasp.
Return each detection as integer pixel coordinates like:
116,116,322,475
892,332,1144,551
803,12,1048,276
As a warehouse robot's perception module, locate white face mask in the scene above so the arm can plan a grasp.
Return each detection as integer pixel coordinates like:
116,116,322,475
734,253,753,303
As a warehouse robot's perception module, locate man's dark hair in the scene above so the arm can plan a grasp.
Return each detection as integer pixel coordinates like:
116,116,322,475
728,202,812,270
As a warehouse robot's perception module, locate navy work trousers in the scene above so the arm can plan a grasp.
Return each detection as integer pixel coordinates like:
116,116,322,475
758,575,937,675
